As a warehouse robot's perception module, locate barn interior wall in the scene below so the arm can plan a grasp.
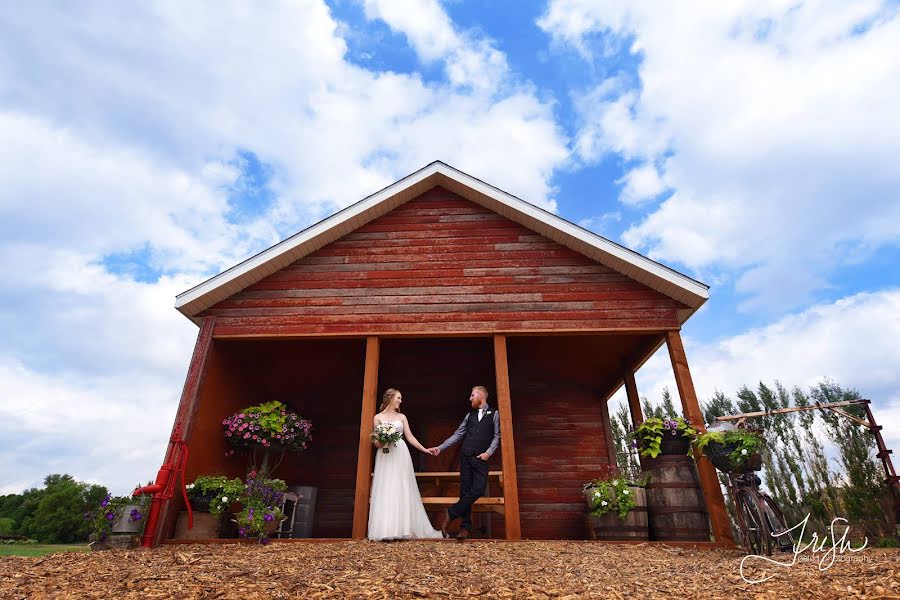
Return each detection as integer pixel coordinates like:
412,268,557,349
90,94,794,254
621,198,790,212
178,338,366,539
507,336,621,540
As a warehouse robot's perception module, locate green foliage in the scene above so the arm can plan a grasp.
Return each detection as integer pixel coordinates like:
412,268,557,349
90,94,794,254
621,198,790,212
235,471,287,542
694,428,764,468
187,475,245,517
876,537,899,548
610,403,642,482
84,492,147,543
0,517,14,536
633,417,698,458
13,475,111,544
584,468,649,519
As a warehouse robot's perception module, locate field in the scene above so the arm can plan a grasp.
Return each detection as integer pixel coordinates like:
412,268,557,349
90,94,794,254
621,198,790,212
0,540,896,599
0,544,89,558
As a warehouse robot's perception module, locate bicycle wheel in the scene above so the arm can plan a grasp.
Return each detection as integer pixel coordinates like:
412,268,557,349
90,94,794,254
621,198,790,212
761,495,794,552
736,490,772,556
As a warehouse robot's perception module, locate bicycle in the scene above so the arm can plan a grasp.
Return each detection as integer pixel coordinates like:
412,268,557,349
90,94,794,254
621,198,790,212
726,470,794,556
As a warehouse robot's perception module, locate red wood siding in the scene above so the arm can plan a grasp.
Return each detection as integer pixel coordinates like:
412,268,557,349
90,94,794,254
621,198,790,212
508,336,619,539
205,187,685,336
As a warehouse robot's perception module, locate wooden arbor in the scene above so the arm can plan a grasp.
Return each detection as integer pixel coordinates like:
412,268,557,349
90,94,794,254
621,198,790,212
151,161,729,545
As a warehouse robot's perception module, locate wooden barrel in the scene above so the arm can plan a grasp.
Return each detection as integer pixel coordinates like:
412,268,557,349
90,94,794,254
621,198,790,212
173,511,221,540
643,455,711,541
287,486,318,538
585,487,649,541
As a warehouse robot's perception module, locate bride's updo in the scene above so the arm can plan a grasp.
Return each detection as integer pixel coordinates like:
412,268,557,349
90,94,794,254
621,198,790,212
379,388,400,412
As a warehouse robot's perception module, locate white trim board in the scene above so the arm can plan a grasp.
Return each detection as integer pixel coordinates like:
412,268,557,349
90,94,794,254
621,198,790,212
175,161,708,323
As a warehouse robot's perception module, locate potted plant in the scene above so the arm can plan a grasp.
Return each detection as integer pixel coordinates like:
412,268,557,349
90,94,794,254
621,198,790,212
694,427,764,472
187,475,244,515
583,466,650,541
632,417,698,458
222,401,312,473
85,492,145,550
235,469,287,543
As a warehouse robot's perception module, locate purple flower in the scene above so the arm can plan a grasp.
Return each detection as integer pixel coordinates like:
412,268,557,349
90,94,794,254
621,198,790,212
105,511,116,521
100,494,110,507
263,513,274,522
130,509,143,521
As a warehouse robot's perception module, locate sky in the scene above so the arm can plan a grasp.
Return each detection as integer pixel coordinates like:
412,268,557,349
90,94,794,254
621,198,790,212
1,0,898,496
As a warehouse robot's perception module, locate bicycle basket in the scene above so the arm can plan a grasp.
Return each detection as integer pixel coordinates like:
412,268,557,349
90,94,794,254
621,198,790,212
705,441,762,473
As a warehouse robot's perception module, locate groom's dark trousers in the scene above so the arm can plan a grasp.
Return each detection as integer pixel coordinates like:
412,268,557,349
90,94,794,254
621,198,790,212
450,455,489,532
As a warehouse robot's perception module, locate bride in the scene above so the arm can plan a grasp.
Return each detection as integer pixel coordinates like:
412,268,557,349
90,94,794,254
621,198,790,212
368,388,444,541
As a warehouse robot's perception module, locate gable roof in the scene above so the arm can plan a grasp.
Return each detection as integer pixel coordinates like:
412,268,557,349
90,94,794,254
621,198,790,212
175,161,708,323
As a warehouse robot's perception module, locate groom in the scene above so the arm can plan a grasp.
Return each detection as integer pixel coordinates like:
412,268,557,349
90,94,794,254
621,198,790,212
428,385,500,541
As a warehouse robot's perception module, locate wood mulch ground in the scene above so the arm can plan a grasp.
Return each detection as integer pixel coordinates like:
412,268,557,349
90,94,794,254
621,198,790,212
0,541,897,599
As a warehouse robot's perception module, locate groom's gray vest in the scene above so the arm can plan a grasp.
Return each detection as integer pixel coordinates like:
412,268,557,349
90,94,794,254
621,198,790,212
461,409,496,457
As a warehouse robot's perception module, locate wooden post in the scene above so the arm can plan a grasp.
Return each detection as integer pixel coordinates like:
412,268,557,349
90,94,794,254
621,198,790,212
665,330,735,546
493,335,522,540
624,371,643,427
352,336,380,539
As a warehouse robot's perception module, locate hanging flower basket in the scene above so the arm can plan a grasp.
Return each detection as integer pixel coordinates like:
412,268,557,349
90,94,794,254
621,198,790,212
695,428,764,473
222,401,312,473
633,417,698,458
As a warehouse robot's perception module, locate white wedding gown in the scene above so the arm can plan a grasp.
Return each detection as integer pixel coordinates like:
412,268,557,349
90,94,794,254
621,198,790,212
367,419,444,541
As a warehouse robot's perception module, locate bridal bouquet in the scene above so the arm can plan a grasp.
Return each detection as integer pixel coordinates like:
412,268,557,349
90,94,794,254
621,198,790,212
371,422,402,453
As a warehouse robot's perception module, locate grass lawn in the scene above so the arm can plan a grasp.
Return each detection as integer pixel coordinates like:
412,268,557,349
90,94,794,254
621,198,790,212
0,544,89,557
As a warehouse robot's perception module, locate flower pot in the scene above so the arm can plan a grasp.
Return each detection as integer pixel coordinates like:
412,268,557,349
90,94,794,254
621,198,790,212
705,441,761,473
173,511,222,540
190,492,216,513
658,434,691,455
584,487,648,541
110,504,145,534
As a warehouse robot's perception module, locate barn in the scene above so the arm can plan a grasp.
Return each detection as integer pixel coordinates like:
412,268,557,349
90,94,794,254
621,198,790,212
142,161,733,547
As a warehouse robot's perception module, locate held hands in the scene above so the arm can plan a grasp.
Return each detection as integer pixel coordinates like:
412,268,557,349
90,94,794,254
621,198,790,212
425,447,441,456
477,452,490,461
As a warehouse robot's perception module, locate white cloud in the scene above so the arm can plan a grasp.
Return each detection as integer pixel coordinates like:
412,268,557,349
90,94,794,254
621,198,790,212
362,0,509,92
0,0,571,494
611,288,900,453
540,0,900,312
617,163,666,205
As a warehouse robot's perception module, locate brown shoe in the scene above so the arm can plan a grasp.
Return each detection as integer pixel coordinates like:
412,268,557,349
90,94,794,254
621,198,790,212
456,528,470,541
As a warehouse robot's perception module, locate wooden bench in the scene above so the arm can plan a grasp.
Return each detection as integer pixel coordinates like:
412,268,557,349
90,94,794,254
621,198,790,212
372,471,506,515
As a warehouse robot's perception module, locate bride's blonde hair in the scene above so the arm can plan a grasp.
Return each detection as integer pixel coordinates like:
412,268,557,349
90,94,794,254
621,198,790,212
379,388,401,412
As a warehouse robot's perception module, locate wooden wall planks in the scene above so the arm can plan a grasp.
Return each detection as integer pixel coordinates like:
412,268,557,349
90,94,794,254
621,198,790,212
203,187,685,336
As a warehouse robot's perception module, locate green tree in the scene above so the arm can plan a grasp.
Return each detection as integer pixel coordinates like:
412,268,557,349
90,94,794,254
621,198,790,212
19,475,108,543
610,401,641,481
0,517,14,536
812,381,888,539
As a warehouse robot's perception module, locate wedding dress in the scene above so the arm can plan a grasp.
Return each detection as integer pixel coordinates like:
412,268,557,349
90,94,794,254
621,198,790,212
367,419,444,541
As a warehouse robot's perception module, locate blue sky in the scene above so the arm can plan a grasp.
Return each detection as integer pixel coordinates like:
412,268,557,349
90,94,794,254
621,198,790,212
1,0,899,495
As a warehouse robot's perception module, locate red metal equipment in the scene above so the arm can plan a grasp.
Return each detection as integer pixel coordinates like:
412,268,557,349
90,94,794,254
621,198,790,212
132,421,192,548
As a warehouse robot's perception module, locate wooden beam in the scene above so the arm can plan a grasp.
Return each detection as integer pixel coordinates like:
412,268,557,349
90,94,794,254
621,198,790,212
493,334,522,540
624,371,643,427
153,316,216,548
352,336,380,539
665,330,735,547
